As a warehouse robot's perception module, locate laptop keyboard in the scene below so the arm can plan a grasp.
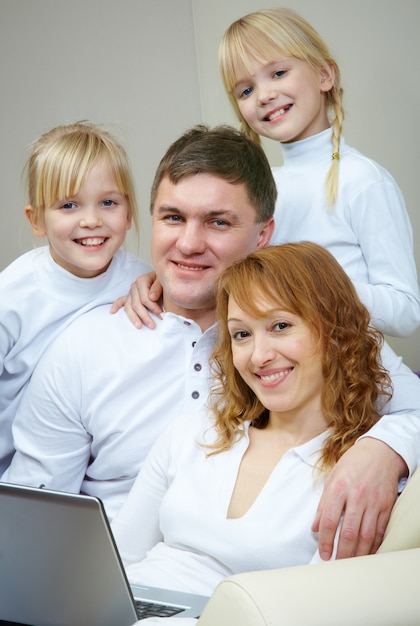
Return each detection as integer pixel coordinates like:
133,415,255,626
135,599,185,619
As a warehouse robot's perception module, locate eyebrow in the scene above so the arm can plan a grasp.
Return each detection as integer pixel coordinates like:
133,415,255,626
234,59,288,86
61,187,124,199
227,309,294,323
155,205,243,221
99,189,125,198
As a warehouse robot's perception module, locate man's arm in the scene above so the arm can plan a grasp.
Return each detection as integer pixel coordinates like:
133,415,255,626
2,330,91,491
312,438,406,559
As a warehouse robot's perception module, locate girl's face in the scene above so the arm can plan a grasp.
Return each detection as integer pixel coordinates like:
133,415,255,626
26,157,131,278
227,295,326,427
233,56,334,144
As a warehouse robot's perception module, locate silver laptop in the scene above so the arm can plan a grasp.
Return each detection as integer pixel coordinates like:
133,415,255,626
0,482,209,626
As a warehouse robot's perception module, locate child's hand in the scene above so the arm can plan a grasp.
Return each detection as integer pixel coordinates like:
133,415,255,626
110,272,163,329
110,295,128,313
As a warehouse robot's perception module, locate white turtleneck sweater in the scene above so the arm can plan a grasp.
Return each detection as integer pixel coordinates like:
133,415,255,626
0,246,151,473
270,128,420,337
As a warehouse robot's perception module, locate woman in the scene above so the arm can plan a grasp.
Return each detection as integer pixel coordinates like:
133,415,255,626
111,242,392,622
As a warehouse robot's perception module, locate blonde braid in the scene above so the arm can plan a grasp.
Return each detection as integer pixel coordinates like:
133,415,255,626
239,119,262,147
325,84,345,207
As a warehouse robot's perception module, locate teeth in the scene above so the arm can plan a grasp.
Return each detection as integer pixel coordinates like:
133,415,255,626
260,369,291,381
78,238,106,246
268,107,287,121
177,263,204,271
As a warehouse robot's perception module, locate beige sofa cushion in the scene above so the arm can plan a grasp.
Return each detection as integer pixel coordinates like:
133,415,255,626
198,548,420,626
379,465,420,552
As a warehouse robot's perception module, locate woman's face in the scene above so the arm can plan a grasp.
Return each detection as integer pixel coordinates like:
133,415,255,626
227,294,325,423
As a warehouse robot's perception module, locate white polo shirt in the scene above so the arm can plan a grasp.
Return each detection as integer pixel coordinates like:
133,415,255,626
3,305,218,520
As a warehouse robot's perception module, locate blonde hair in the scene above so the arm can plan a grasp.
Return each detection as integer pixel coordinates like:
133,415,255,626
209,243,392,474
25,121,139,231
219,7,345,206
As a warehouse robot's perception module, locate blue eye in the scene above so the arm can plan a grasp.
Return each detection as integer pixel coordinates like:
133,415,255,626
102,199,115,207
61,202,76,210
212,219,229,228
166,214,183,223
240,86,253,98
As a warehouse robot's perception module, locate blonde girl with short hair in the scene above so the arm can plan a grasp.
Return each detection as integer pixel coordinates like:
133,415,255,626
0,121,151,473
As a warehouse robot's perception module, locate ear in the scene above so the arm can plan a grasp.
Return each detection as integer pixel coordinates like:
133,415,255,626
255,217,275,250
320,64,335,93
24,205,46,237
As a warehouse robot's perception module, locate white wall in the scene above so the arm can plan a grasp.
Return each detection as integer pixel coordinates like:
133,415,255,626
0,0,202,266
193,0,420,369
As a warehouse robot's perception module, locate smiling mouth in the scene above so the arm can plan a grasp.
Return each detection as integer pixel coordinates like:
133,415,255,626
264,105,291,122
259,368,293,382
74,237,107,247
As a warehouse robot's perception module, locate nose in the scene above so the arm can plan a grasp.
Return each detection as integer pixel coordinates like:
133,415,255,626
79,206,103,229
257,84,277,106
251,333,277,367
176,221,206,255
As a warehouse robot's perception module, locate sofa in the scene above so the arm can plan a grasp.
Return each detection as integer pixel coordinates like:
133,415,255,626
198,466,420,625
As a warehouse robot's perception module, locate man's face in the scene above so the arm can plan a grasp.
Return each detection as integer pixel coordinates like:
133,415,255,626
151,173,274,329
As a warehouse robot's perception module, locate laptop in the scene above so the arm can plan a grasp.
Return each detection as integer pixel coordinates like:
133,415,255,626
0,482,209,626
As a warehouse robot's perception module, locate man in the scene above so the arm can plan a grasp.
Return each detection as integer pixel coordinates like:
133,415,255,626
2,125,275,522
3,125,420,562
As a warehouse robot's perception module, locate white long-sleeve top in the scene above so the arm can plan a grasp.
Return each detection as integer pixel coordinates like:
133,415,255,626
271,128,420,337
0,246,151,474
112,410,327,597
113,401,420,601
2,306,218,520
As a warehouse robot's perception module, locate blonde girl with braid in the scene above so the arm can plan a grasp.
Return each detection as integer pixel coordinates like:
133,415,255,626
219,7,420,338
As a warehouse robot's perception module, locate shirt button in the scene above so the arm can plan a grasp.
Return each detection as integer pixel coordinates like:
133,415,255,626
183,320,191,326
192,391,200,399
194,363,202,372
192,341,197,347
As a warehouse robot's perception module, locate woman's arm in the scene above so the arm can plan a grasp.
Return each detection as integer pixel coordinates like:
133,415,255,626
111,424,173,565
